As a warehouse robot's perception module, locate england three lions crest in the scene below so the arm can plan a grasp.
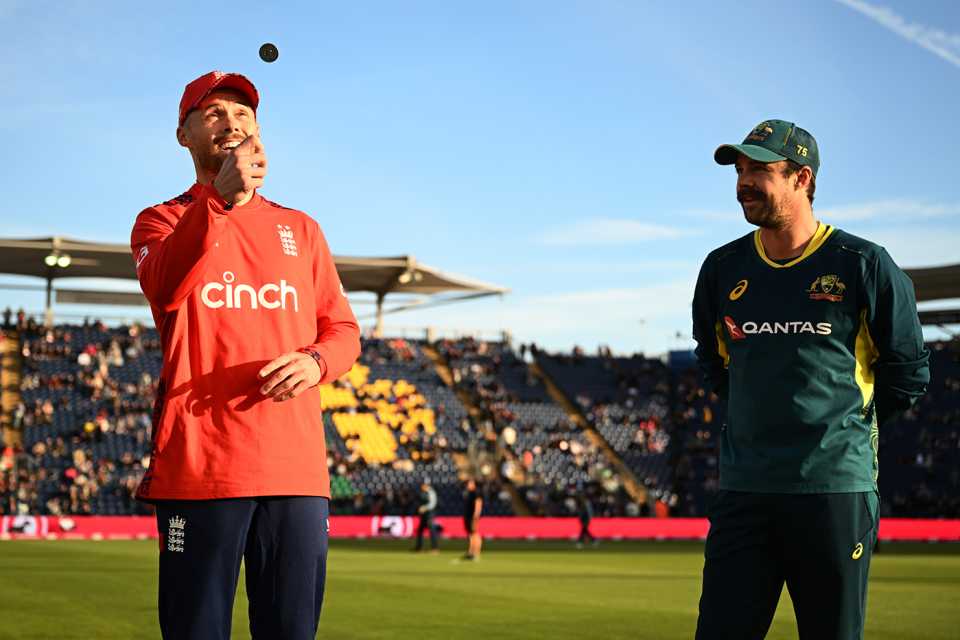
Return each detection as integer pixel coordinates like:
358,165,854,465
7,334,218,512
167,515,186,553
277,224,298,257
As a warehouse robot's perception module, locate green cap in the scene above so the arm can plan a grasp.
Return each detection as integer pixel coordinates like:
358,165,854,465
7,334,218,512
714,119,819,176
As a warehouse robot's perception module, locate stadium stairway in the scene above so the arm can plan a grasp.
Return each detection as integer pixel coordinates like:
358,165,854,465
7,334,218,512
1,329,22,447
420,343,532,516
527,360,649,505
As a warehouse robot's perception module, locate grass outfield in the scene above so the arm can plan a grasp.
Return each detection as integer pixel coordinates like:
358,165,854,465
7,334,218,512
0,539,957,639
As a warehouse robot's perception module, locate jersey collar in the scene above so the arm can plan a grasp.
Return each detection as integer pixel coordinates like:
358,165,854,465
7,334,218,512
753,221,834,269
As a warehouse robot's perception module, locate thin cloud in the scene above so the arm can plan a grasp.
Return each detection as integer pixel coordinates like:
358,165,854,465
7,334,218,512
858,227,960,268
683,209,740,222
461,259,697,277
389,280,698,354
538,218,694,246
820,199,960,221
836,0,960,69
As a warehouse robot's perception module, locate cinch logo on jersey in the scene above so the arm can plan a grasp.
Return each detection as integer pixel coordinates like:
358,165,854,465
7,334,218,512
724,315,832,338
200,271,299,312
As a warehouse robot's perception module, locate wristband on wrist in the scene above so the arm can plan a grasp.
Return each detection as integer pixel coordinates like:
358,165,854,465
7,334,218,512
297,347,326,378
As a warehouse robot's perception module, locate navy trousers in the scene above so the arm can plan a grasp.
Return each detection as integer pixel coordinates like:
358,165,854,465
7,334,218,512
414,513,438,550
155,496,329,640
696,491,878,640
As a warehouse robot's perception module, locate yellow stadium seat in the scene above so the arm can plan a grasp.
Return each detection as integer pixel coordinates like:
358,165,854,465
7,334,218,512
325,371,436,465
319,385,359,410
332,412,398,464
344,364,370,388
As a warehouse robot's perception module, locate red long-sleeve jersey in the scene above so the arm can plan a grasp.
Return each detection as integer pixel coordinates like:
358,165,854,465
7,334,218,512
130,183,360,500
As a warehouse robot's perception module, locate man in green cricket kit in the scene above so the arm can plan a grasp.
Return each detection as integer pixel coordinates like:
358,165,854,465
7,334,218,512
692,119,930,639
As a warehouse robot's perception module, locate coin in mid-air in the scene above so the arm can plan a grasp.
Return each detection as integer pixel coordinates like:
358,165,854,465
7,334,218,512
259,43,279,63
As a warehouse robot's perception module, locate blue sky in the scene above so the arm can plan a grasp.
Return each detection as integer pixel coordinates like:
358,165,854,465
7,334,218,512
1,0,958,354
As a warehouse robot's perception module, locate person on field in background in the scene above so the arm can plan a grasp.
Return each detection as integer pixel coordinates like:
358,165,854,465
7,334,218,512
576,491,596,549
413,479,439,553
463,478,483,561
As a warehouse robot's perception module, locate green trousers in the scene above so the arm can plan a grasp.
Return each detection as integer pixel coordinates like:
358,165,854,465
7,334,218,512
695,490,879,640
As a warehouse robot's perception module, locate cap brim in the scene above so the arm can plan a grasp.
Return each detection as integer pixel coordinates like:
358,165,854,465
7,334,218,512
206,75,259,110
714,144,786,166
179,73,260,125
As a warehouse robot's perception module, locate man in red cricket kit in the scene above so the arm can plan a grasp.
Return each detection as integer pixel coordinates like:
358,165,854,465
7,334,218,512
130,71,360,640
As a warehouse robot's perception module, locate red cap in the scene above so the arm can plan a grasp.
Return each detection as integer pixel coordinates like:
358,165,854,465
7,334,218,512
178,71,259,125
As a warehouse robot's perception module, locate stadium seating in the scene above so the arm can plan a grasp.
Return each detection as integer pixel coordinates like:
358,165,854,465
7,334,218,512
437,338,636,517
322,338,495,516
667,367,724,517
3,327,490,517
2,319,958,520
664,340,960,519
9,322,157,516
878,341,960,517
535,349,677,512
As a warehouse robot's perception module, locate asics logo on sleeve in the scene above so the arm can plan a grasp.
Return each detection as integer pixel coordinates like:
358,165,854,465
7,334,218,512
136,246,149,269
200,271,299,312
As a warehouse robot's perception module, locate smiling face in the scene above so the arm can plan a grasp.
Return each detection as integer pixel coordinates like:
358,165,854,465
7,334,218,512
176,89,258,177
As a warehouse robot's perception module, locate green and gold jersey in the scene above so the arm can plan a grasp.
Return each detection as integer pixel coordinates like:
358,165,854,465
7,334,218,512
692,222,930,494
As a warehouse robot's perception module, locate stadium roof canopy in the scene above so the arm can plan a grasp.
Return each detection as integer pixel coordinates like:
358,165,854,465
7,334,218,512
904,264,960,304
0,236,509,332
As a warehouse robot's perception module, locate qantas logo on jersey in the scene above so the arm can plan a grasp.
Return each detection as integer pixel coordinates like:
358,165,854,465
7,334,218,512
200,271,299,312
724,315,832,338
724,316,747,340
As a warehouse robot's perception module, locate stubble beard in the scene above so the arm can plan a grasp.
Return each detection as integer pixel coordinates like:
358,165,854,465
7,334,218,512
195,146,227,176
742,195,787,230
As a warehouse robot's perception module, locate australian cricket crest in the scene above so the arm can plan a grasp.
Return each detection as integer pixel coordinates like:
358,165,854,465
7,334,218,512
167,515,186,553
808,274,846,302
746,121,774,143
277,224,298,256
